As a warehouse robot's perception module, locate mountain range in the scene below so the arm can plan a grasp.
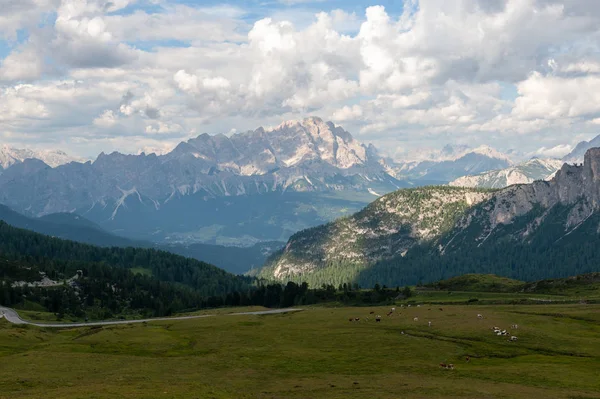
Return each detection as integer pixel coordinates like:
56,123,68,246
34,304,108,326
256,147,600,287
1,118,596,247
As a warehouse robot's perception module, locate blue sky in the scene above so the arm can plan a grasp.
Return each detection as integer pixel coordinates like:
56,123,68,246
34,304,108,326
1,0,599,160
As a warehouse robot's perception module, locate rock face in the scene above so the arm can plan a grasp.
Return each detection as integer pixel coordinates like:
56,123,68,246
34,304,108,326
449,158,563,189
451,148,600,244
260,148,600,284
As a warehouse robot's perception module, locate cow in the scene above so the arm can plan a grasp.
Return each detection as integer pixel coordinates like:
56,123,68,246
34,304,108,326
511,324,519,329
477,314,483,319
465,356,470,363
370,311,375,314
376,315,382,322
509,336,518,342
428,321,432,327
413,317,419,322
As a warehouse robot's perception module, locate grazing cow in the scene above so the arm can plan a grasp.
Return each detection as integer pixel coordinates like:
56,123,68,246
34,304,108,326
387,312,393,317
417,305,421,308
349,318,353,322
376,315,382,322
492,326,500,331
439,363,455,370
465,356,470,362
407,304,411,308
391,307,396,312
370,311,375,314
509,336,518,341
428,321,432,327
511,324,519,329
477,314,483,319
355,318,360,322
439,308,443,311
413,317,419,322
448,364,455,370
401,331,405,335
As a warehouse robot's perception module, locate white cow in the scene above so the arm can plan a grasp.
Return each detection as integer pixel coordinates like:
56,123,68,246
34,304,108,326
477,314,483,319
509,336,518,341
413,317,419,322
428,321,432,327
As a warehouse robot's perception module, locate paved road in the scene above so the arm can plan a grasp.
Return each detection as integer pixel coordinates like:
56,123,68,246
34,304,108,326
0,306,302,328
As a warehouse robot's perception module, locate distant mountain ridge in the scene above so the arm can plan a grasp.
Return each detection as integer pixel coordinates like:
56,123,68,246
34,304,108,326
0,145,83,170
0,117,406,245
562,134,600,163
393,145,513,182
449,158,563,189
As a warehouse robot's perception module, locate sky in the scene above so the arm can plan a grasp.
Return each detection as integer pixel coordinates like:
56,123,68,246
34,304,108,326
1,0,600,161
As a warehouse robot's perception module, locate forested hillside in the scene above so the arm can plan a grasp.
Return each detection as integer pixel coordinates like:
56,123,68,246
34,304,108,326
0,222,256,318
258,186,493,284
0,204,280,274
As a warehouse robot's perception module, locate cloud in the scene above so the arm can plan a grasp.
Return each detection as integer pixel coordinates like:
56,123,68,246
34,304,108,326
0,43,45,81
2,0,600,158
534,144,573,159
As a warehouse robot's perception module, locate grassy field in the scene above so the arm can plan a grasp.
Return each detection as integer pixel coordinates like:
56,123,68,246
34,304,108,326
1,302,600,399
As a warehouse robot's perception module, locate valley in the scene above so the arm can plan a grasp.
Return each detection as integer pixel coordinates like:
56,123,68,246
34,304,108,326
1,291,599,399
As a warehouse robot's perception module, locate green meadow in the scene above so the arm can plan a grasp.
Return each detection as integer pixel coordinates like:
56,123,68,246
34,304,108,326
1,301,599,399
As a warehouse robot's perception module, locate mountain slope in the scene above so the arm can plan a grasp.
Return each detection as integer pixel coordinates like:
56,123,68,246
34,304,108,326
258,186,493,284
0,204,280,274
449,158,563,188
0,222,253,319
260,148,600,287
0,221,251,295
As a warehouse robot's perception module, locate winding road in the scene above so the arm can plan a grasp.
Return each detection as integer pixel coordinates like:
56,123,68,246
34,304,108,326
0,306,302,328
